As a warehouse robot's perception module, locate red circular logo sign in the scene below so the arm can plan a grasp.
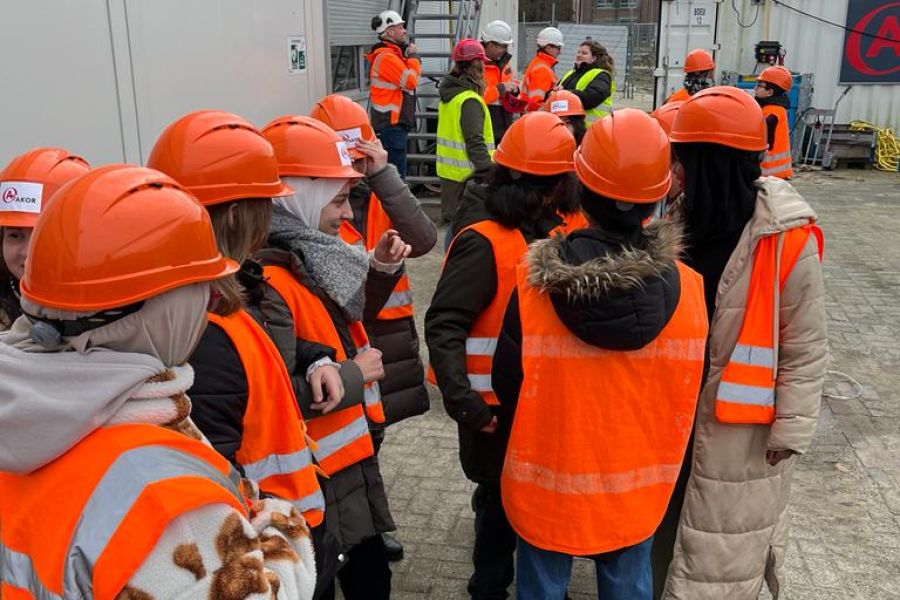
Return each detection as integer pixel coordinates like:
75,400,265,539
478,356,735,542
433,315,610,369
846,2,900,77
1,188,18,203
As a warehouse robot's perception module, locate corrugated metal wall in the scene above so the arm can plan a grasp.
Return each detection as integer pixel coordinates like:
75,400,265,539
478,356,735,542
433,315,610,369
328,0,389,46
717,0,899,129
520,23,629,88
479,0,520,73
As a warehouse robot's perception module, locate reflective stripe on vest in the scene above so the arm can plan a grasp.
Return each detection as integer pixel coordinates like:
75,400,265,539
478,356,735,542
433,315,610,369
522,54,558,110
339,195,416,320
502,258,708,555
207,309,325,526
715,224,824,424
761,105,793,179
436,90,496,182
368,47,419,125
429,220,528,405
561,68,615,124
262,265,378,474
0,424,246,600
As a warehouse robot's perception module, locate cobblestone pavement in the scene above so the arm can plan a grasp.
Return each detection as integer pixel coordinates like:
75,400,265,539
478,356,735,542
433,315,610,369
374,170,900,599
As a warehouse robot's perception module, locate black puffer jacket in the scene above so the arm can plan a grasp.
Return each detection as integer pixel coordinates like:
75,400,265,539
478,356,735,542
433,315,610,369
560,62,613,111
425,180,562,484
492,221,684,415
350,164,437,427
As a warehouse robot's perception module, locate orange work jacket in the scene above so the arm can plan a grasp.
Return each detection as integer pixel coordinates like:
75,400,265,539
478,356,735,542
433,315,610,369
429,220,528,405
367,44,421,126
339,194,414,321
761,104,794,179
665,87,691,104
715,224,823,424
208,309,325,527
484,61,514,106
263,266,382,474
0,424,245,600
551,210,590,236
502,259,708,556
521,52,558,112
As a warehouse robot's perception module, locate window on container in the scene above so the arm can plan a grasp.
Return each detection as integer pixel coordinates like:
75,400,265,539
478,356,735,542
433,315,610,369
332,46,362,92
595,0,638,7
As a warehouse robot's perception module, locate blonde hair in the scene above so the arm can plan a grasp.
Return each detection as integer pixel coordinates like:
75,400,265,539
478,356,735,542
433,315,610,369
206,198,273,316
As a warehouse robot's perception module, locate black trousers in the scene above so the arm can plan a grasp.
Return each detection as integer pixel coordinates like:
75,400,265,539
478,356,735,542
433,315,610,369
468,481,517,599
319,534,391,600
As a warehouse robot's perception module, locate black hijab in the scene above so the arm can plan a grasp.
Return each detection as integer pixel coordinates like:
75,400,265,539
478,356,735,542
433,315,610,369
674,142,761,318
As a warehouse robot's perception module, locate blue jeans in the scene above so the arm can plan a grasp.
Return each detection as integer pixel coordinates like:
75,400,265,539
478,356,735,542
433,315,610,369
375,125,408,180
515,536,653,600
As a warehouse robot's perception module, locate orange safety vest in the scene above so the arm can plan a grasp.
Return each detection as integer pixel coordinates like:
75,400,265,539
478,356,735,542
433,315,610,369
367,44,421,126
761,104,794,179
665,87,691,104
715,224,823,424
428,220,528,405
208,309,325,527
484,61,514,106
263,266,381,474
551,210,590,236
521,52,558,112
502,260,709,556
0,424,245,600
339,194,414,321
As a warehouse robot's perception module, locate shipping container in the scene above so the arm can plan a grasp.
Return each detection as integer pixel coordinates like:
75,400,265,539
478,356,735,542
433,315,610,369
656,0,899,130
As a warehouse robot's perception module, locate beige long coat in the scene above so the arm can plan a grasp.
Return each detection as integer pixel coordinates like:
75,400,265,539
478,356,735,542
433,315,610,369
664,177,828,599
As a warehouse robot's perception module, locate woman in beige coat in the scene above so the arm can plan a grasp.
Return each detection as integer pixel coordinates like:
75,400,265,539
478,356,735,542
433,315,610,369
661,87,828,599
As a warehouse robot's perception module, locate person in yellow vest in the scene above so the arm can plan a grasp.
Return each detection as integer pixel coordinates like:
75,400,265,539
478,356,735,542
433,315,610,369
258,115,413,600
521,26,564,112
662,87,827,599
437,38,494,225
310,93,437,562
665,48,715,104
481,19,519,142
367,10,421,179
426,111,577,600
491,109,708,600
0,147,90,330
558,38,616,126
0,164,316,599
147,109,346,597
755,65,795,179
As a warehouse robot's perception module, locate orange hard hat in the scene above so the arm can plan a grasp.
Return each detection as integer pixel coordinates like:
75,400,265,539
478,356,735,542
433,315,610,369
147,110,292,207
493,111,576,176
21,164,238,312
543,90,585,117
574,109,670,203
262,115,365,180
669,86,768,152
0,148,90,227
684,49,715,74
310,94,377,160
757,65,793,92
650,101,685,136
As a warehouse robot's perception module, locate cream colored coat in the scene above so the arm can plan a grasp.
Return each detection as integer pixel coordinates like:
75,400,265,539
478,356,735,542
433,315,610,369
664,178,828,599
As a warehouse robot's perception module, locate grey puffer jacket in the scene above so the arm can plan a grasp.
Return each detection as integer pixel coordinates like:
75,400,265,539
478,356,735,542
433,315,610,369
664,177,828,599
350,164,437,427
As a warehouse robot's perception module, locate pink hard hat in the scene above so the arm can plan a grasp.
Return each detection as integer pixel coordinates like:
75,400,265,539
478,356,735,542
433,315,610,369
452,38,489,63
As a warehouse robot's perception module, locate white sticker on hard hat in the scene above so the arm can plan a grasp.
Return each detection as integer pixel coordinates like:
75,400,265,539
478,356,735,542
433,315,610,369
0,182,43,213
337,127,364,150
551,100,569,113
336,141,353,166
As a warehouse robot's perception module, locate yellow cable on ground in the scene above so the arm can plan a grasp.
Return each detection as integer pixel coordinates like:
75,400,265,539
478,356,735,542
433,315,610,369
850,120,900,172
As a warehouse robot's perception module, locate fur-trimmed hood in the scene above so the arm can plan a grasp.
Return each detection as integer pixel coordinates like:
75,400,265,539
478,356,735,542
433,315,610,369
525,220,684,350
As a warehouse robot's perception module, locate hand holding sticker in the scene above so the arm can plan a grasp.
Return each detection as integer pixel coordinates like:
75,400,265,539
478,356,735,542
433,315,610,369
355,138,389,176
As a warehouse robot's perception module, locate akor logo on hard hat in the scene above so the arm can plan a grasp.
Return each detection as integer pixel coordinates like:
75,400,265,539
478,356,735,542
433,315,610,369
551,100,570,113
336,141,353,166
0,182,43,213
2,187,17,203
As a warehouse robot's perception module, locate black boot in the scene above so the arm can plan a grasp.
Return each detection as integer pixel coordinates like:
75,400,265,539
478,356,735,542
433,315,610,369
382,532,404,562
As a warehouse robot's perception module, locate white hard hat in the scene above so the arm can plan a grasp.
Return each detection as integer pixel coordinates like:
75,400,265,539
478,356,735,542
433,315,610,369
372,10,405,35
536,27,564,48
482,20,514,45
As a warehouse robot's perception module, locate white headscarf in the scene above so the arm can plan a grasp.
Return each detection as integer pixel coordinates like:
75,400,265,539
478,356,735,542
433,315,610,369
274,176,349,231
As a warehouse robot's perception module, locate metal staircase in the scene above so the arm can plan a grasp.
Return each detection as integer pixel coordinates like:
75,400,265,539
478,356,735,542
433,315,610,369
401,0,483,194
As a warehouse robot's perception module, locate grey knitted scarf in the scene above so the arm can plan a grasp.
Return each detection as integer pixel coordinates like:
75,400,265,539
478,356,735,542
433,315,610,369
268,205,369,322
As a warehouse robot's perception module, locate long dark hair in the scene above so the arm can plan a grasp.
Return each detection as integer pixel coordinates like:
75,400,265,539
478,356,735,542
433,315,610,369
0,228,21,327
566,116,588,147
581,39,615,74
483,165,572,229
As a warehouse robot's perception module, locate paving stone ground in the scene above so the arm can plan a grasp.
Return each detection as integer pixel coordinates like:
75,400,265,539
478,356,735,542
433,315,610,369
374,169,900,599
